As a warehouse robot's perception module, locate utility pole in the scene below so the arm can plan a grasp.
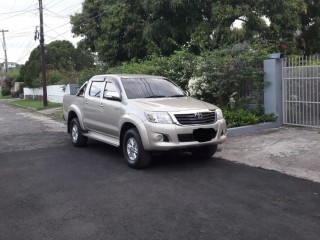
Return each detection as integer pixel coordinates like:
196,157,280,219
38,0,48,106
1,30,9,73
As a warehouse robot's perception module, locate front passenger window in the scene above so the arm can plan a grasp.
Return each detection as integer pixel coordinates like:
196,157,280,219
89,81,103,97
103,81,120,98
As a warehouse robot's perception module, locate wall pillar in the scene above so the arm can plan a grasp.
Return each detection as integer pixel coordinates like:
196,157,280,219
264,58,283,126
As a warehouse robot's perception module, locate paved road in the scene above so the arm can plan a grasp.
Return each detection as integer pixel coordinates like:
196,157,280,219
1,100,320,240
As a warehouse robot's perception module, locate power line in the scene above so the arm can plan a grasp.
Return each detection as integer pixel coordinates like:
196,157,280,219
15,38,37,64
47,10,107,42
0,5,37,15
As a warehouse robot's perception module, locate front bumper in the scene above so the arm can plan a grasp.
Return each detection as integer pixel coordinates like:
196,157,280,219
140,119,227,151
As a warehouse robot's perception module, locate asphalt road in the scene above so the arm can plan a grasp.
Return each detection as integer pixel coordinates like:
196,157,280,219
1,100,320,240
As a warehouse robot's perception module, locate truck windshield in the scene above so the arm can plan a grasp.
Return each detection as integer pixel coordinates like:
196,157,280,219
121,78,186,99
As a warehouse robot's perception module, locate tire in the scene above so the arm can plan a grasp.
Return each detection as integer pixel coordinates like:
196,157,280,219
191,145,218,159
70,118,88,147
123,128,151,169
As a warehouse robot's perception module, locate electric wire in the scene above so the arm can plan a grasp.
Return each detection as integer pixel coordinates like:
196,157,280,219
1,1,97,64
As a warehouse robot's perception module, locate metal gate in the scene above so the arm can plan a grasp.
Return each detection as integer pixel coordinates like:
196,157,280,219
282,56,320,128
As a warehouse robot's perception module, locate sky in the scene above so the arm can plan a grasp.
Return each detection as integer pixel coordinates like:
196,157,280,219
0,0,84,65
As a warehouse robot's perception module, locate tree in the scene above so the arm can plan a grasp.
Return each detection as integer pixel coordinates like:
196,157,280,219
71,0,214,64
71,0,319,65
20,40,94,87
299,0,320,55
210,0,306,51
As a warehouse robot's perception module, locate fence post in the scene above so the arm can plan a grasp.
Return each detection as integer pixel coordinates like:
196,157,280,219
264,58,283,126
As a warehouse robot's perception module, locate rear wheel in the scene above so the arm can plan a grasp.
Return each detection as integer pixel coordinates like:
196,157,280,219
70,118,88,147
123,128,151,169
191,145,218,159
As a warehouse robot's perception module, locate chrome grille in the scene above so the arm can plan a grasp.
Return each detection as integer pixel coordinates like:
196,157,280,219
174,111,216,125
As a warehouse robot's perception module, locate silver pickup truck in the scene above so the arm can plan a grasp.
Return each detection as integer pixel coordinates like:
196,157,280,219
63,74,227,168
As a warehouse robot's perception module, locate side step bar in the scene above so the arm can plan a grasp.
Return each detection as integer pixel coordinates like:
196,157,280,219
83,131,120,147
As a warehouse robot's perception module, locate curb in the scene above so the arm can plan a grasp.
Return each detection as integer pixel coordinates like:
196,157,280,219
227,121,280,137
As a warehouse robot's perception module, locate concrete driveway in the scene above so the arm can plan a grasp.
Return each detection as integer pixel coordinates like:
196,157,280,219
216,127,320,183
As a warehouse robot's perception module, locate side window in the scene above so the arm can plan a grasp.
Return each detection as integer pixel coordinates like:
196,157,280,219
89,81,103,98
77,83,87,97
103,81,120,98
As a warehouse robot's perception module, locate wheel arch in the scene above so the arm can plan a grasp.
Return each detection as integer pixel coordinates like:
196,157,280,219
67,111,79,133
120,122,137,149
119,121,150,150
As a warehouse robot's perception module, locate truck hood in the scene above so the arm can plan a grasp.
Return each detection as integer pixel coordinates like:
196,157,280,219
130,97,218,112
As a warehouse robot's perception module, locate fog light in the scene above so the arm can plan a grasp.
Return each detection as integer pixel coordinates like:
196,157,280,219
155,134,164,142
222,129,227,136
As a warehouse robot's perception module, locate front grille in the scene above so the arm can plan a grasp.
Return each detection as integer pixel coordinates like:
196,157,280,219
174,111,216,125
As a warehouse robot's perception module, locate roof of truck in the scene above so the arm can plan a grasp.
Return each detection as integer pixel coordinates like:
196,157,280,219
93,74,166,79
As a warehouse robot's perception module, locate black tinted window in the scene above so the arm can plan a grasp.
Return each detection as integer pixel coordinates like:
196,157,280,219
121,78,185,99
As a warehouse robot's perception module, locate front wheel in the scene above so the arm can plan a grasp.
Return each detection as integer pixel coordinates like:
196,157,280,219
191,145,218,159
123,128,151,169
70,118,88,147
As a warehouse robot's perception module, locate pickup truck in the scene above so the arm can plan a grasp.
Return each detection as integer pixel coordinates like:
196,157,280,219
63,74,227,168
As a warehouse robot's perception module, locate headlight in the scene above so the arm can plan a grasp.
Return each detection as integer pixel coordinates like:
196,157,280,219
215,108,224,120
144,111,173,124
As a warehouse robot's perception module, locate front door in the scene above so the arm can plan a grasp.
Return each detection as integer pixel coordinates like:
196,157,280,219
82,79,105,131
97,79,122,138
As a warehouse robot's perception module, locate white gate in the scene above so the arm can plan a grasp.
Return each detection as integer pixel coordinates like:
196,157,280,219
282,56,320,128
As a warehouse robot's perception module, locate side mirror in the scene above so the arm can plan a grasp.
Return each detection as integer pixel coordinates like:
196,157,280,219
184,90,190,96
104,91,122,102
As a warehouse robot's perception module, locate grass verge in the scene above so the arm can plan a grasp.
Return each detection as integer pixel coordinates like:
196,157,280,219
0,93,12,99
9,99,62,110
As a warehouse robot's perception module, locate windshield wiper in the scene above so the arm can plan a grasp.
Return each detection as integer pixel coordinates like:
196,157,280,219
145,95,166,98
168,94,185,97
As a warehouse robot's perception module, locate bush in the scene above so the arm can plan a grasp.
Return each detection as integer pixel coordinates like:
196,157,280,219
222,107,276,128
188,42,269,106
76,68,105,85
1,85,11,96
107,51,198,90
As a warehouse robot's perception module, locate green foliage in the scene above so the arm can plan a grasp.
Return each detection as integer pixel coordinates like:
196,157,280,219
19,60,41,88
189,43,269,105
107,43,268,107
222,107,276,128
107,60,161,75
107,51,197,89
0,92,12,99
1,85,11,96
47,70,69,85
76,68,105,86
70,0,320,65
20,40,94,87
7,70,22,82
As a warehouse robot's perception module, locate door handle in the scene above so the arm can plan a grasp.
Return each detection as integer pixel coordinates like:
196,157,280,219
84,101,88,104
99,103,104,107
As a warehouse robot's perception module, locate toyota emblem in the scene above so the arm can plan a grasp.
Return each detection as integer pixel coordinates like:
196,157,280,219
195,112,203,119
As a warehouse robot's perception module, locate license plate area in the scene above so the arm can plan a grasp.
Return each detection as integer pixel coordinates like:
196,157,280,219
193,128,216,142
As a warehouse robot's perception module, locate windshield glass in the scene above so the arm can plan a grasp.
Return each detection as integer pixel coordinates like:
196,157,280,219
121,78,185,99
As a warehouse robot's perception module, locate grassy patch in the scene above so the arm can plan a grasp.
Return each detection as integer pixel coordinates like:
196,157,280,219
10,99,62,110
0,93,12,99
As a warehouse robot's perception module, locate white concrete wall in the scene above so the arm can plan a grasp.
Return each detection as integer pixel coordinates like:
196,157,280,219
47,85,65,103
24,85,66,103
24,87,42,99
